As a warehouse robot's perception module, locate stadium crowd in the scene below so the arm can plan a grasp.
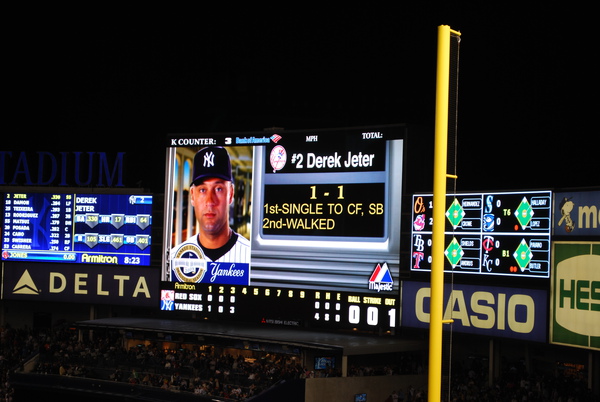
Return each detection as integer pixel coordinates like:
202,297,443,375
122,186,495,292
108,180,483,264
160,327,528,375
0,322,597,401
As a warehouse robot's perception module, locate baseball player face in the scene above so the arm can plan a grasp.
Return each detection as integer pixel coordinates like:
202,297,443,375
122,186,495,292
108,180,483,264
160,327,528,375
191,178,234,239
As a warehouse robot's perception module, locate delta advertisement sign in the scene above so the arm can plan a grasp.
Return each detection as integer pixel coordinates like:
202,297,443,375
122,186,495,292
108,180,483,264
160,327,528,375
1,262,158,306
551,242,600,351
401,281,547,342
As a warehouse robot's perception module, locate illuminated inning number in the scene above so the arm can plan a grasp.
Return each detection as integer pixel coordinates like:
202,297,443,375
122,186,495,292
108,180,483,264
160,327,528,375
367,307,378,326
349,305,360,324
388,309,396,328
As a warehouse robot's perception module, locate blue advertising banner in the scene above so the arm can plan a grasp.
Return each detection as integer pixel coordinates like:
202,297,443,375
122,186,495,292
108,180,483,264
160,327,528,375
1,262,158,307
554,191,599,236
401,281,547,342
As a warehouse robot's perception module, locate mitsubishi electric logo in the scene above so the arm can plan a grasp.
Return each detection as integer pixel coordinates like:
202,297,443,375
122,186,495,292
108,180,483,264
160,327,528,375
368,263,393,292
13,270,40,295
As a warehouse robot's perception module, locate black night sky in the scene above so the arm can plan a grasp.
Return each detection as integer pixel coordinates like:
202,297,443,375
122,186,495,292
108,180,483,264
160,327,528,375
4,5,598,193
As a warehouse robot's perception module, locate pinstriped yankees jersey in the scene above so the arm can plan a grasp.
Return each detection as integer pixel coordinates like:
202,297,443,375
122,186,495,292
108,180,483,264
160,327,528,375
174,231,251,264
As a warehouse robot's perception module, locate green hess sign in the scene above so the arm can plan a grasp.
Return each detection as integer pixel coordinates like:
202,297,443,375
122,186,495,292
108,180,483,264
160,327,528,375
551,242,600,350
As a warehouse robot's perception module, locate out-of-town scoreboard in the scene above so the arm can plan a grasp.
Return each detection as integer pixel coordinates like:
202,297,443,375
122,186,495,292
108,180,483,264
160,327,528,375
410,191,552,278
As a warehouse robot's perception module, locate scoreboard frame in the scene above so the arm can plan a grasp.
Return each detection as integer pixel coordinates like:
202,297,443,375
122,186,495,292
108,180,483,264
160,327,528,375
410,190,552,278
160,125,408,331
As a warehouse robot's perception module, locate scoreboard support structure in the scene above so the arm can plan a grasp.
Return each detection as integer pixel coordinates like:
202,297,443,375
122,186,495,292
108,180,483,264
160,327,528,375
429,24,461,402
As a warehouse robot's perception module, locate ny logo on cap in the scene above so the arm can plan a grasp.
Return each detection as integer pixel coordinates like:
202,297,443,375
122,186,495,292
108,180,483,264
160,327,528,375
203,151,215,168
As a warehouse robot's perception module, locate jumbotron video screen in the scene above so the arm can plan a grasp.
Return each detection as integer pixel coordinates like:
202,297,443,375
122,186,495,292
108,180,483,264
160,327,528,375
160,125,406,331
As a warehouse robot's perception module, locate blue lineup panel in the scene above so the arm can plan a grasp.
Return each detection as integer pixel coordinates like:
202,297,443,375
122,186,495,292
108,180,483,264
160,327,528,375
2,192,152,266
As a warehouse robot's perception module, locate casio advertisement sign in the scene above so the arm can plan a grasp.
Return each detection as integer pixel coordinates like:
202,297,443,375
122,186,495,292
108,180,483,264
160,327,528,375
402,281,547,342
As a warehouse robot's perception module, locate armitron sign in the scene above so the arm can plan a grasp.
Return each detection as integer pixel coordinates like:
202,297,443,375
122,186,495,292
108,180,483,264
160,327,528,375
551,242,600,351
1,262,158,306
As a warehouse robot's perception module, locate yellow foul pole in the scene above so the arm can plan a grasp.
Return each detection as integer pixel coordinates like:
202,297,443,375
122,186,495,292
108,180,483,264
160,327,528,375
429,24,460,402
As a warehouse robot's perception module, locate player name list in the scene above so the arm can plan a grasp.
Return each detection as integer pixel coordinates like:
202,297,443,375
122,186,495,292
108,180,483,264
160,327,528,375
3,193,74,252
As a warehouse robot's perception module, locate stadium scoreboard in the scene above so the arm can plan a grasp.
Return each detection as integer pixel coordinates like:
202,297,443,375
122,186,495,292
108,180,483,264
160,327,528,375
410,191,552,278
161,125,406,331
160,282,398,330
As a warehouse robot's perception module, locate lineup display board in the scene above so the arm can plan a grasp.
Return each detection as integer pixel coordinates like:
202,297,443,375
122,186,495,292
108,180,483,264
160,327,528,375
2,192,152,265
410,191,552,278
162,125,405,331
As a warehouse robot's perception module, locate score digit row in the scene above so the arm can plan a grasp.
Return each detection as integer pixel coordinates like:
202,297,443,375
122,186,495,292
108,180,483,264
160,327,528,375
75,213,151,229
74,233,151,250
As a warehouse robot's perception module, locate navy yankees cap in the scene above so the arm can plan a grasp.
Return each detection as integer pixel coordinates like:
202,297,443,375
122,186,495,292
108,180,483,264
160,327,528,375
191,146,233,186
